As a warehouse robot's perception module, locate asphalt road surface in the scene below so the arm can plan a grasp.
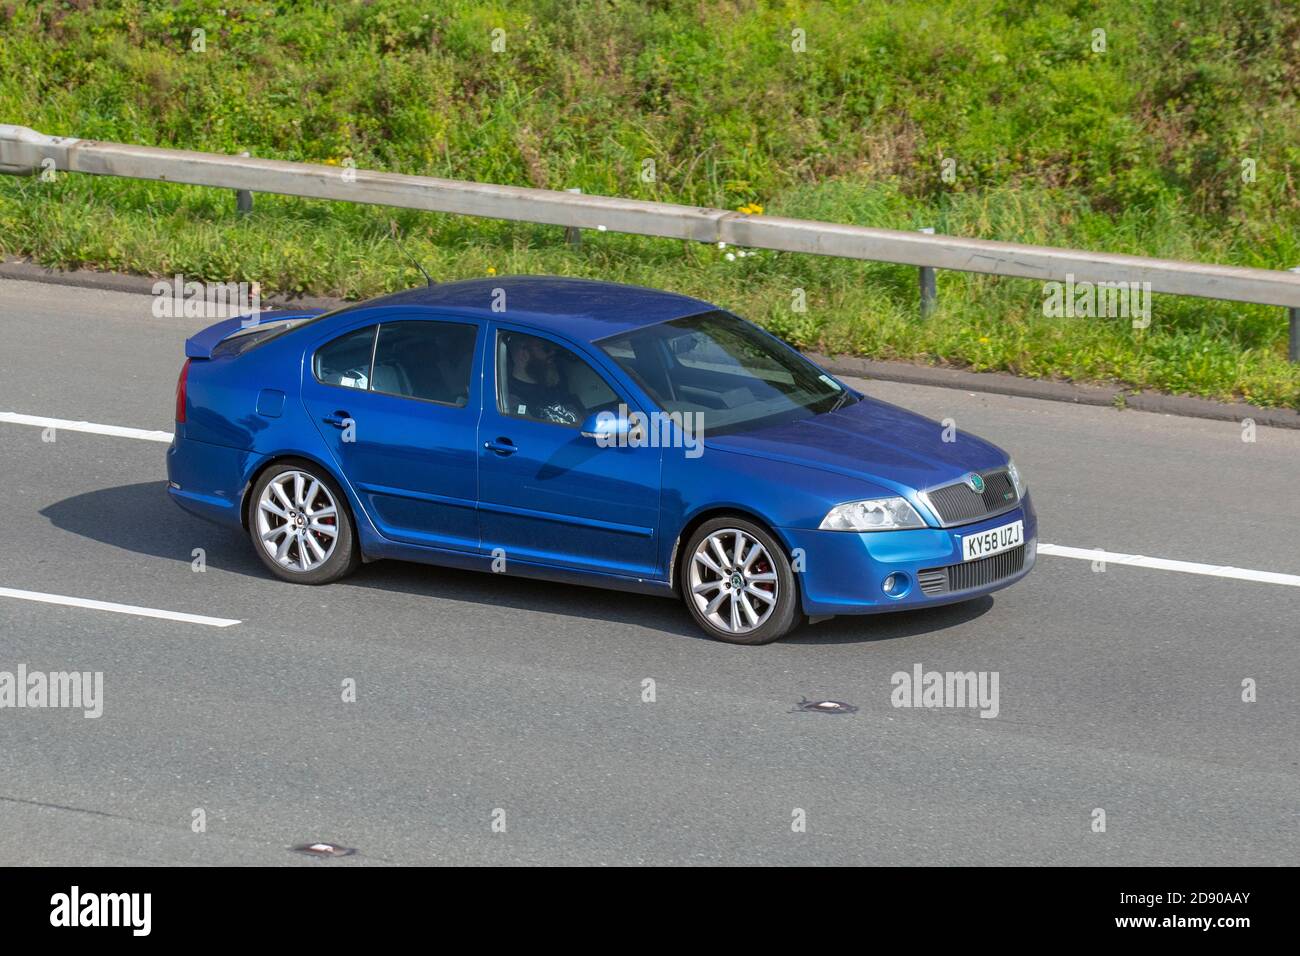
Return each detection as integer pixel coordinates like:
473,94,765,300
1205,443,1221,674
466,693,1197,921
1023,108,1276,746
0,277,1295,866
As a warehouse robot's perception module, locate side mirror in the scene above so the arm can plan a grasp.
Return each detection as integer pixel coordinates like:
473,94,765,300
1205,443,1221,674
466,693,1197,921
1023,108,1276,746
580,411,634,443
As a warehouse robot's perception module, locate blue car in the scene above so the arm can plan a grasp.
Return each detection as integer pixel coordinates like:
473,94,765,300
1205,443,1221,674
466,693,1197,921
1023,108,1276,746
168,276,1036,644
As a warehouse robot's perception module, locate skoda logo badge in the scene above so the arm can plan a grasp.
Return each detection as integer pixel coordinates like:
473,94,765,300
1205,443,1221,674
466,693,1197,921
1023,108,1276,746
965,473,985,493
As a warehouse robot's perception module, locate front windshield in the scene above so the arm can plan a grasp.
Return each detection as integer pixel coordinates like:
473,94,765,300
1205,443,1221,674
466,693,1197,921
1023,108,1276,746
596,310,854,435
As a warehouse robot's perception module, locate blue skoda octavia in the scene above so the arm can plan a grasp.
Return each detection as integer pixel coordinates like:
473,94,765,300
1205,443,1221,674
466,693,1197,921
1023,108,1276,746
168,276,1036,644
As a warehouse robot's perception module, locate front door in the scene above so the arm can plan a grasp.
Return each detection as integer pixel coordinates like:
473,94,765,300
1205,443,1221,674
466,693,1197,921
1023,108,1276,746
476,325,662,579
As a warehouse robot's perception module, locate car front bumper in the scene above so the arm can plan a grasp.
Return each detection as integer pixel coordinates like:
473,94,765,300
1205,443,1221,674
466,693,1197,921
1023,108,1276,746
780,492,1038,616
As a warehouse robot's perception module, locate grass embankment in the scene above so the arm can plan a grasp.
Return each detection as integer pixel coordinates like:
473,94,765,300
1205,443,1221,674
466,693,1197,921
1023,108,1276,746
2,0,1299,406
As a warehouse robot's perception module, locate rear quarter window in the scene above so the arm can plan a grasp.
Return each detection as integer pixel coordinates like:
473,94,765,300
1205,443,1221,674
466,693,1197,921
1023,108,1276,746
313,326,377,389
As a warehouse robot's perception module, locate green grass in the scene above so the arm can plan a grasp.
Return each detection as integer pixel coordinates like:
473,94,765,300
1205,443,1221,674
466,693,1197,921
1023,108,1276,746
3,0,1300,407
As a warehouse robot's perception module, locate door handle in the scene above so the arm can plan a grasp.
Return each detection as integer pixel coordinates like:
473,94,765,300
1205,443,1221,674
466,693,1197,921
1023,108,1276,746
323,411,352,428
484,438,517,456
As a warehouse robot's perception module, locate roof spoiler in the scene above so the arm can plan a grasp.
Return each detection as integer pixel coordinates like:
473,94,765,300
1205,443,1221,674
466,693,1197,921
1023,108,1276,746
184,309,325,359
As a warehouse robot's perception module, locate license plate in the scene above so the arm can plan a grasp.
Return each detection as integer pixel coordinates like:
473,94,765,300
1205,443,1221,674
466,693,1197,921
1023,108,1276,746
961,519,1023,562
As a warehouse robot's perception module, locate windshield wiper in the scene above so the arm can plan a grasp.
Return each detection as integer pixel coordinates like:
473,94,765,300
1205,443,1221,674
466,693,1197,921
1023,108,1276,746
827,388,854,413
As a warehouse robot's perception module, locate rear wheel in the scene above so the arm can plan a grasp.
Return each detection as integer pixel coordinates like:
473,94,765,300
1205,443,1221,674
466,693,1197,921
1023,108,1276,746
680,517,800,644
249,461,360,585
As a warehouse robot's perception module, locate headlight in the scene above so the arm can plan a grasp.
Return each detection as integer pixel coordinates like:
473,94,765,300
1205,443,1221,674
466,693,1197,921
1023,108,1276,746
1006,459,1027,498
819,496,926,531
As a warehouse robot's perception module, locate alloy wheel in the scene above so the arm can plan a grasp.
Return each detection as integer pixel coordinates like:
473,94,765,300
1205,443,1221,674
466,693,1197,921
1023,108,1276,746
255,470,339,573
688,527,779,635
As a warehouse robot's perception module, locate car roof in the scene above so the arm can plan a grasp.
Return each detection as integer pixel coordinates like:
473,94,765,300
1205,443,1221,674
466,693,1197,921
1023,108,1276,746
350,275,716,342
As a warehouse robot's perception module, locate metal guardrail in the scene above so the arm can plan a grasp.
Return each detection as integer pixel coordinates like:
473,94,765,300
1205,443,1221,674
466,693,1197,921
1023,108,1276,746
3,124,1298,360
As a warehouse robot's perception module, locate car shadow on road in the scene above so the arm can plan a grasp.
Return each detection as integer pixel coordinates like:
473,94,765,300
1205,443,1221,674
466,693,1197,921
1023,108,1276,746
343,559,712,639
343,561,995,646
40,480,266,576
41,480,995,645
786,596,994,645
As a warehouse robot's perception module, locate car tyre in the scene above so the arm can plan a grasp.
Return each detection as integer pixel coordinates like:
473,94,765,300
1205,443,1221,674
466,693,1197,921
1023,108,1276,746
248,460,361,585
680,517,800,645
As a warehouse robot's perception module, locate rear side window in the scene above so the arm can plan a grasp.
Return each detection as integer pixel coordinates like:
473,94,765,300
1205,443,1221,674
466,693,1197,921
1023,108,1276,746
371,321,477,406
314,326,376,390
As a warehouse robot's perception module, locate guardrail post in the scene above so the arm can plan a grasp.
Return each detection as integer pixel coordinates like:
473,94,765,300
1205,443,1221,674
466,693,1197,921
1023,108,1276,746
1291,267,1300,363
235,152,253,215
564,188,582,245
918,227,936,318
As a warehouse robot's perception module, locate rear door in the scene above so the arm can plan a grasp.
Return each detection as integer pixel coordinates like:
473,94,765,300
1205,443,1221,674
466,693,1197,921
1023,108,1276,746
300,312,485,552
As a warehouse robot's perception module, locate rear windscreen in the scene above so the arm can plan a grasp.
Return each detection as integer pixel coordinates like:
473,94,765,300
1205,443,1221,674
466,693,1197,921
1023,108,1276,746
210,318,314,358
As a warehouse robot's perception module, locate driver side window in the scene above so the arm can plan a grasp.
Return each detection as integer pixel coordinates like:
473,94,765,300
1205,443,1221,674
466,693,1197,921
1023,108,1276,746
496,331,618,427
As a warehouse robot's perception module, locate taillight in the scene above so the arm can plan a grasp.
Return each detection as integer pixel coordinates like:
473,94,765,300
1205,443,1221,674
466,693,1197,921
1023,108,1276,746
175,359,191,424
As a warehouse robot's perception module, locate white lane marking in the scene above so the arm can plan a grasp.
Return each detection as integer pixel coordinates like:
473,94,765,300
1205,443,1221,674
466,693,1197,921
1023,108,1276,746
0,412,172,443
0,587,240,628
1038,544,1300,588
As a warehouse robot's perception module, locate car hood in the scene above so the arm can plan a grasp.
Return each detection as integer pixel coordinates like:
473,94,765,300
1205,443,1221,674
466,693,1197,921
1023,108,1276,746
704,394,1007,493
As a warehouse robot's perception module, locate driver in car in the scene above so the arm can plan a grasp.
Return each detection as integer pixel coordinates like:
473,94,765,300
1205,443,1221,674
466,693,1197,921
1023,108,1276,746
506,335,581,425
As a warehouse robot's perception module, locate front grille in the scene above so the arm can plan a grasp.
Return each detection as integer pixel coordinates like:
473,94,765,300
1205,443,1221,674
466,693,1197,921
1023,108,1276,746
924,470,1018,526
918,545,1026,595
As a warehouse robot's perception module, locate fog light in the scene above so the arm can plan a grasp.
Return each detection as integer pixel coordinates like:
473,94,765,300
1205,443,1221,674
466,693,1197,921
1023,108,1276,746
882,572,910,597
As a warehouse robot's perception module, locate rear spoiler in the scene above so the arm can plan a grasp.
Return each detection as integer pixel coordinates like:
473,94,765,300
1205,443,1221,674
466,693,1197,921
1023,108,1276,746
184,309,325,359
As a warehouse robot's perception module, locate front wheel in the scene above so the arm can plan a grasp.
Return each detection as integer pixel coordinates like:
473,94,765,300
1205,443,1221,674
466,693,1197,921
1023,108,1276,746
249,461,360,585
680,518,800,644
